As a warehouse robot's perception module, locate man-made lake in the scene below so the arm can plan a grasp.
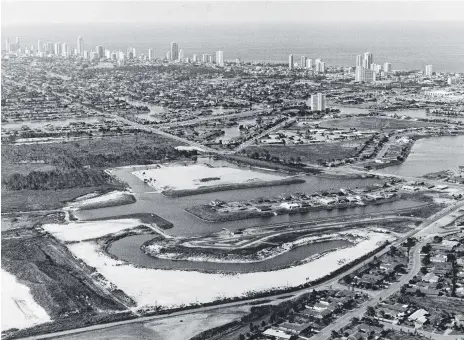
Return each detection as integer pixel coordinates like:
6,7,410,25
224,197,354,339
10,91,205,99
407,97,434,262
75,158,413,236
380,135,464,177
108,235,352,273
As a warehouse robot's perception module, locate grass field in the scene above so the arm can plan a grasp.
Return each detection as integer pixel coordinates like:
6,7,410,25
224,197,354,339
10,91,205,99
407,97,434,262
319,117,443,131
245,139,368,164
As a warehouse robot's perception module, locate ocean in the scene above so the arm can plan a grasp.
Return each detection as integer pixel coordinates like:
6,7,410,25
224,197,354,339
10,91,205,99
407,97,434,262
2,22,464,72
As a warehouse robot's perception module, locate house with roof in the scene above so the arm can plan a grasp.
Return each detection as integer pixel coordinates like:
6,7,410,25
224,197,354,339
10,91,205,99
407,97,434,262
408,309,430,328
263,328,294,340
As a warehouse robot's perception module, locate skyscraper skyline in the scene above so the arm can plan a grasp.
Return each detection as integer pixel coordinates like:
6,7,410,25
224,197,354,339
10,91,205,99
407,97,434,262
288,54,293,69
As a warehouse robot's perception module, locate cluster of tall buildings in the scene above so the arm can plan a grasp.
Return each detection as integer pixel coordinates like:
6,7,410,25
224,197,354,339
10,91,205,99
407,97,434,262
288,54,325,73
354,52,393,83
310,93,326,111
4,36,226,67
166,41,224,66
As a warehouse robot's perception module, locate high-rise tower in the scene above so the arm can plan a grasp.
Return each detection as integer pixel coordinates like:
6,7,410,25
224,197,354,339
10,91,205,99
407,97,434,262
77,36,84,56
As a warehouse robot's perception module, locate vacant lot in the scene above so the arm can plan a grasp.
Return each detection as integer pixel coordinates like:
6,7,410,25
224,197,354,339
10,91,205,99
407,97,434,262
245,139,368,164
319,117,442,131
1,227,133,337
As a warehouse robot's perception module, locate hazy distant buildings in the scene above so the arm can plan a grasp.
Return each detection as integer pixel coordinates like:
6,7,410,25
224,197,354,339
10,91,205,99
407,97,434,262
384,62,392,73
192,54,198,62
90,51,99,61
77,36,84,56
54,42,61,56
448,76,458,85
216,50,224,66
178,48,184,61
356,55,363,68
310,93,326,111
425,64,433,76
315,59,325,73
306,58,313,69
300,56,306,68
355,66,376,82
288,54,294,69
148,48,153,61
355,52,376,82
363,52,373,69
96,45,104,59
61,43,68,57
170,41,179,61
166,51,171,60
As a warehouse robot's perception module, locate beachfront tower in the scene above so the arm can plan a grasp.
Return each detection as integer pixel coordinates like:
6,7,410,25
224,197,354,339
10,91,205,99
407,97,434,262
216,50,224,66
77,36,84,56
170,41,179,61
289,54,294,69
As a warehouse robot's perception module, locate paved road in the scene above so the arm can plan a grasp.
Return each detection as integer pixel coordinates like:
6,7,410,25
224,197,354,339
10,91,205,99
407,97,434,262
156,109,264,128
311,200,464,340
234,118,296,152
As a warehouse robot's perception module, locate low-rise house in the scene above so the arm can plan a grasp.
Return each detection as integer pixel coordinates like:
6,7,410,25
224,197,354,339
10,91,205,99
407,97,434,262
263,328,293,340
408,309,429,328
430,254,448,263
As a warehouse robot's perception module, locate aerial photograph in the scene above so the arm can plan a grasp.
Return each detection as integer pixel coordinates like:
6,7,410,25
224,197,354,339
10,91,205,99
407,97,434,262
1,1,464,339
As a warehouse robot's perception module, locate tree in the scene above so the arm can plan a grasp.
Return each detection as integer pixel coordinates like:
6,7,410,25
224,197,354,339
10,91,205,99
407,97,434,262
239,334,245,340
421,243,432,254
422,254,431,266
366,306,376,317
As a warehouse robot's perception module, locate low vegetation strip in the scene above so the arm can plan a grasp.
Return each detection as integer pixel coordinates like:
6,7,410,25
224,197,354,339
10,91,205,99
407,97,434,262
87,213,174,230
162,177,306,197
70,191,137,211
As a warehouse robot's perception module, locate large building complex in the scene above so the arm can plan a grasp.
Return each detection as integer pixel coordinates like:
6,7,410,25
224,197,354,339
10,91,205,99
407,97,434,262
355,52,376,83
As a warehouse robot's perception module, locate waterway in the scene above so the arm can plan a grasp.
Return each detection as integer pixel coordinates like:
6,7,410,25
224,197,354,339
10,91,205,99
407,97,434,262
380,135,464,177
76,158,426,237
108,235,352,273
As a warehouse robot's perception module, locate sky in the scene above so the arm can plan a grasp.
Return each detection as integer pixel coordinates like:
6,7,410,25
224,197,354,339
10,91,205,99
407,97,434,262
2,1,464,26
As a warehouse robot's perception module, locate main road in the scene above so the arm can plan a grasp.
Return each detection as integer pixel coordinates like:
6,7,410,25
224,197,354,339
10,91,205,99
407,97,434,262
310,199,464,340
